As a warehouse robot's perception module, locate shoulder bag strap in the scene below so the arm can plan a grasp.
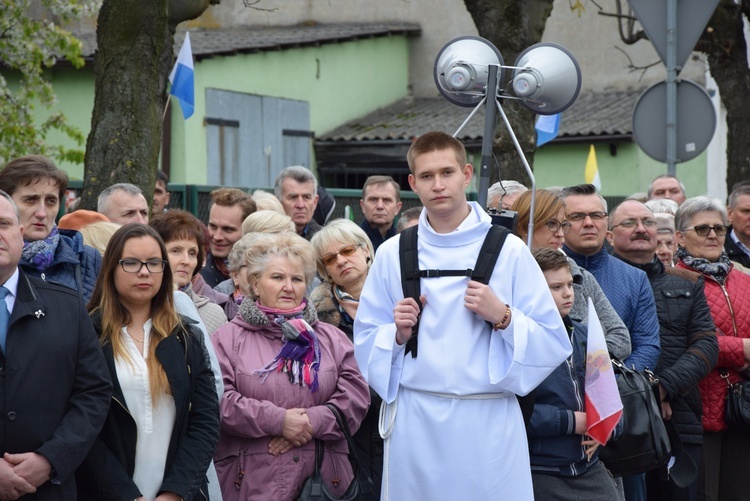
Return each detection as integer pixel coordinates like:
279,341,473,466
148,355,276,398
326,403,375,496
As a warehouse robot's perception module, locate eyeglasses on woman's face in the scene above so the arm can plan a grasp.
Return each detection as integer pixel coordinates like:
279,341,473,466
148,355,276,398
544,220,572,234
118,259,167,273
684,224,728,237
321,244,363,267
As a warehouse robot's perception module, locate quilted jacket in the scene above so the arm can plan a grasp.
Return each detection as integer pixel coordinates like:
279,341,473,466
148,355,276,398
676,259,750,431
619,256,718,443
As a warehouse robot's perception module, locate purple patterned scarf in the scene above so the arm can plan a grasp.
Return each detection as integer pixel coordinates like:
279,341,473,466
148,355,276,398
22,225,60,270
254,300,320,392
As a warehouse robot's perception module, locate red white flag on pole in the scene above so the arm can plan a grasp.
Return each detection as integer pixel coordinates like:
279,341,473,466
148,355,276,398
584,297,623,444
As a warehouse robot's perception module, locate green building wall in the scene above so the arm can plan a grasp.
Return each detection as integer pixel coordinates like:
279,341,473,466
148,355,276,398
170,35,411,184
534,142,707,197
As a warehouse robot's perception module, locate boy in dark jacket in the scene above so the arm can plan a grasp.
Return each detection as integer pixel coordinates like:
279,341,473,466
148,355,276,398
529,248,620,500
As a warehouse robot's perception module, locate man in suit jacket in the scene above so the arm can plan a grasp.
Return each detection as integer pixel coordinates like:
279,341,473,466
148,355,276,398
0,190,112,500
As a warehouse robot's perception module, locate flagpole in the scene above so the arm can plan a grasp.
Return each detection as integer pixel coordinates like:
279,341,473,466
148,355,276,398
162,98,171,123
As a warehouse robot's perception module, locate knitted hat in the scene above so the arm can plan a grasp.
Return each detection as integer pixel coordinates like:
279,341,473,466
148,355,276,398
58,210,110,231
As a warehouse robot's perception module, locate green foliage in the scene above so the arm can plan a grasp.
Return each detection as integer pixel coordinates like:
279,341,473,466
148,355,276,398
0,0,98,165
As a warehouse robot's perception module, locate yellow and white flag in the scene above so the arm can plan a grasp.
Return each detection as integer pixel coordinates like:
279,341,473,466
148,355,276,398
584,144,601,190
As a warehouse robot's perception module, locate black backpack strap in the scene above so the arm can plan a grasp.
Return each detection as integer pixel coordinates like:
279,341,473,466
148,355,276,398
399,225,421,358
470,225,511,285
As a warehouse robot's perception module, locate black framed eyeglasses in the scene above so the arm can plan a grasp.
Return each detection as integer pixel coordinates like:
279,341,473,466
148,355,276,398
544,220,572,234
321,244,363,267
685,224,728,237
567,211,608,222
118,259,167,273
610,218,658,230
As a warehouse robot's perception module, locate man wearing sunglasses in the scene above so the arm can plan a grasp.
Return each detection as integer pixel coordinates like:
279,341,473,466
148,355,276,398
608,200,718,500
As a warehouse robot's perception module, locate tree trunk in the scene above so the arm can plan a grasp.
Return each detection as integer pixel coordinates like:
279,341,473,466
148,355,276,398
701,1,750,194
463,0,555,187
81,0,217,211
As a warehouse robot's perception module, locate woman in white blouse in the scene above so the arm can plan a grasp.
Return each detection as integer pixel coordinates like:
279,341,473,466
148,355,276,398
78,223,219,501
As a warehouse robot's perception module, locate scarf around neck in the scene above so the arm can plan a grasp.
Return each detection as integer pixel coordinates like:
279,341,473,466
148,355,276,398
253,299,320,392
676,246,732,285
22,225,60,270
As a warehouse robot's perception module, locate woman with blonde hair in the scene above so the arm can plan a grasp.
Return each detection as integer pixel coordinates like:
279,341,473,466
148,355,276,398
511,190,631,360
309,219,382,497
251,190,285,214
212,231,369,500
241,210,295,235
79,221,122,257
78,224,219,501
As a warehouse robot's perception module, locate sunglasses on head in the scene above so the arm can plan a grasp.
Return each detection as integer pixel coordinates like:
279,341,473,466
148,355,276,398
321,244,362,267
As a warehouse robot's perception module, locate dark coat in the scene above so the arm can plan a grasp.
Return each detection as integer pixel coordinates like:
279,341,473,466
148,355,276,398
310,282,383,497
77,314,220,501
0,269,112,501
359,218,396,253
199,253,230,289
528,317,604,476
617,256,718,444
300,218,322,241
724,227,750,268
19,229,101,303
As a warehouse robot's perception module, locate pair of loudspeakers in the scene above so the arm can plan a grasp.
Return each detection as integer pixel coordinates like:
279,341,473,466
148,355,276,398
434,36,582,116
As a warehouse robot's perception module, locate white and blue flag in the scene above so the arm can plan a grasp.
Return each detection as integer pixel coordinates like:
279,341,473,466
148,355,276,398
169,32,194,119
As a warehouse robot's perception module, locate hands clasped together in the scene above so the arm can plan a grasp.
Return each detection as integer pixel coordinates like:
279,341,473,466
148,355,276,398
268,408,314,456
0,452,51,500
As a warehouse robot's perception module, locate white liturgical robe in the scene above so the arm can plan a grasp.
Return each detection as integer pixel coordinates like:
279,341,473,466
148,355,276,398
354,202,572,500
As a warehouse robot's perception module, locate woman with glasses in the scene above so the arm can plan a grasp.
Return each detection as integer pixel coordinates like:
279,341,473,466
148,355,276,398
211,231,369,500
78,224,219,501
674,197,750,501
309,219,383,497
511,190,631,360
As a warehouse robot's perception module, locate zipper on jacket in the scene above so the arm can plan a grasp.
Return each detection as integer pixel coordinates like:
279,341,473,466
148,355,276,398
564,353,586,472
699,273,739,337
718,283,739,337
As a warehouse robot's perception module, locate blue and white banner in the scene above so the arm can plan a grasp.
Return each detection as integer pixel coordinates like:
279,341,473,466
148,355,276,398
169,32,195,119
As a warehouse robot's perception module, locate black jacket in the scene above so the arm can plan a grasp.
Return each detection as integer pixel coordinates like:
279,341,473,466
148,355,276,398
0,269,112,501
77,314,219,501
724,227,750,268
199,253,230,289
616,255,719,444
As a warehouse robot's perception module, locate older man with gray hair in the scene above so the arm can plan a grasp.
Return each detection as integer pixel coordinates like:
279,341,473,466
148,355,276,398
487,180,528,211
97,183,149,224
274,166,321,240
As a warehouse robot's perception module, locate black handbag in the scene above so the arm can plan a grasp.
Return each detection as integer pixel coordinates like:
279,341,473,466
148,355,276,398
598,359,672,476
721,369,750,432
296,403,377,501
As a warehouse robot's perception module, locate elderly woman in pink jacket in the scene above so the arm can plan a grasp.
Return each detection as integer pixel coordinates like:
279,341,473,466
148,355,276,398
211,232,370,500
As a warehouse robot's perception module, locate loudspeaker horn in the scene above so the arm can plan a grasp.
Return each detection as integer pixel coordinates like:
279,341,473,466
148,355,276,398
433,36,504,108
512,43,582,115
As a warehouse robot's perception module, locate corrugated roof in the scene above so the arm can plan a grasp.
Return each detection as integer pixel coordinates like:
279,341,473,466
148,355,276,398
318,88,642,142
74,22,421,61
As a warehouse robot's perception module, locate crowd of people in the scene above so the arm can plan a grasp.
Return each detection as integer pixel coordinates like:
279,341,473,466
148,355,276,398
0,135,748,501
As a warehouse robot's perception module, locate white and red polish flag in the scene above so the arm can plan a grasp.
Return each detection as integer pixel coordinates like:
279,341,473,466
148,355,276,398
584,297,623,444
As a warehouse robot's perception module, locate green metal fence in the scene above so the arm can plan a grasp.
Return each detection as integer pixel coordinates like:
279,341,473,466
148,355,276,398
66,180,626,224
